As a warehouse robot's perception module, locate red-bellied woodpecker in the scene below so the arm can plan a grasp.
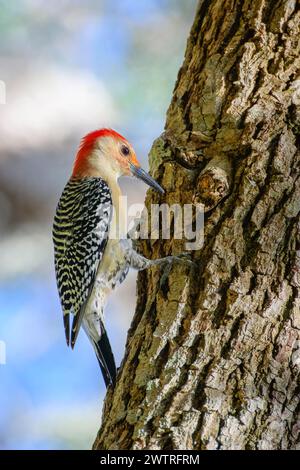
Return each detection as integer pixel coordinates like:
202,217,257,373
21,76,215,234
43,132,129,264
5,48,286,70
53,128,191,387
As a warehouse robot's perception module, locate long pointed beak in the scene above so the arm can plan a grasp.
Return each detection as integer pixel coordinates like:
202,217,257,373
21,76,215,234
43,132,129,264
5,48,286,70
130,163,165,195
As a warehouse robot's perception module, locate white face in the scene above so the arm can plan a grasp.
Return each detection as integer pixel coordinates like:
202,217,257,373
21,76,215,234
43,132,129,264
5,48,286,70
89,136,138,178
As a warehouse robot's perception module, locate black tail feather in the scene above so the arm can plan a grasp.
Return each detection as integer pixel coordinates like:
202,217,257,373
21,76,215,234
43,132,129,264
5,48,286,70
93,330,117,388
63,313,70,346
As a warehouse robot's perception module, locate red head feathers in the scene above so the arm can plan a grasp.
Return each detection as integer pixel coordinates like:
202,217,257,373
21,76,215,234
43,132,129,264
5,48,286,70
72,128,127,177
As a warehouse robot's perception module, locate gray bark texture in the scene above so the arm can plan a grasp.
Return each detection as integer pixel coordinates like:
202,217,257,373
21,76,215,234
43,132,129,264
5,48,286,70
94,0,300,450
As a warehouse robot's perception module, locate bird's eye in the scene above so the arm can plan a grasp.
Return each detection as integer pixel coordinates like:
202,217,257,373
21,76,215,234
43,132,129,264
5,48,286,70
121,145,130,157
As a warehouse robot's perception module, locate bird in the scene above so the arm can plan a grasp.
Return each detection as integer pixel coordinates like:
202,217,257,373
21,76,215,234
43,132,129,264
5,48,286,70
53,128,191,388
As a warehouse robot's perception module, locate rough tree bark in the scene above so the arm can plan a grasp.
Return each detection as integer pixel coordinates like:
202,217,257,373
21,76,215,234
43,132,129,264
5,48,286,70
94,0,300,450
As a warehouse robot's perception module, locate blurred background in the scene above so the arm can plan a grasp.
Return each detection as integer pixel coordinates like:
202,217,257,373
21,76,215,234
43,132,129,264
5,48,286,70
0,0,196,449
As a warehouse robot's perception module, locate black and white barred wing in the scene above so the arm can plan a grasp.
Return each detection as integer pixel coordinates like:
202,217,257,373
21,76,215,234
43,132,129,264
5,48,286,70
53,177,112,347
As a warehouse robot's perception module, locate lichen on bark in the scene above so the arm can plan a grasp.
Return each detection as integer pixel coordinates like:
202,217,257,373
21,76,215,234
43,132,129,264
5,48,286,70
94,0,300,450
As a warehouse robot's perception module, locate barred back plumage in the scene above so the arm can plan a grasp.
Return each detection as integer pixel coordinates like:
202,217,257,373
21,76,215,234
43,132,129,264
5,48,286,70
53,177,112,347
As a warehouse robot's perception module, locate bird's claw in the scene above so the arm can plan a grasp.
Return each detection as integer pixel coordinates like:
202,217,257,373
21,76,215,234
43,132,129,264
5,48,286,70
171,253,196,267
158,253,196,288
157,253,196,268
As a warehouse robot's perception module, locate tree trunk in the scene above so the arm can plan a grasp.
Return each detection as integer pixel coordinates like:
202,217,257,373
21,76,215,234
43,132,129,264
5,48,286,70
94,0,300,450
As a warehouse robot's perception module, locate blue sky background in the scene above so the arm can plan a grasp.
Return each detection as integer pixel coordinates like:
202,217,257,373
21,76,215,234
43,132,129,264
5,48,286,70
0,0,196,449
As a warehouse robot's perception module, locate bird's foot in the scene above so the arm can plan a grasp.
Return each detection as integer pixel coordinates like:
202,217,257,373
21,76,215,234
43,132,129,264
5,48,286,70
157,253,196,288
170,252,196,267
152,253,195,268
